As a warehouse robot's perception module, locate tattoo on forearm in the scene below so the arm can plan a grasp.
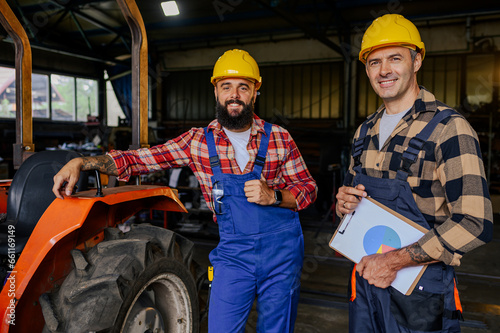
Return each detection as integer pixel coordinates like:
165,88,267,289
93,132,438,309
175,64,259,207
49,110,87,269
81,155,118,176
405,243,433,264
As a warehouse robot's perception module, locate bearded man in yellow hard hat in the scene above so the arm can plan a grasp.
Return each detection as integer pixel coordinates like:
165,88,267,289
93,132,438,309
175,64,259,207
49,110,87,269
53,49,318,333
336,14,492,333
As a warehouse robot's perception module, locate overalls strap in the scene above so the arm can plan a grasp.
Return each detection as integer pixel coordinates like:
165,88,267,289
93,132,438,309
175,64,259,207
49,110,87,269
204,122,273,176
253,122,272,175
352,116,374,169
396,109,456,181
347,116,375,185
204,127,223,177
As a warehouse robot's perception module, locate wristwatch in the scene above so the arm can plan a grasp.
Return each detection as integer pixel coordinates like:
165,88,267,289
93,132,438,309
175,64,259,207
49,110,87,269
272,189,282,206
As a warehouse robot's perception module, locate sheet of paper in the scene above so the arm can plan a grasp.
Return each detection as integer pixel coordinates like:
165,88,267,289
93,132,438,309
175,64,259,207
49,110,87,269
329,197,427,295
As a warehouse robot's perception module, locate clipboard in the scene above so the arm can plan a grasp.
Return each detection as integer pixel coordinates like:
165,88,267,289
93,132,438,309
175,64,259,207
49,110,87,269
329,196,428,295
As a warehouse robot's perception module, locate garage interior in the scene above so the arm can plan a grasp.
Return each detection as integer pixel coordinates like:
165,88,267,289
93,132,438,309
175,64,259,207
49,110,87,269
0,0,500,332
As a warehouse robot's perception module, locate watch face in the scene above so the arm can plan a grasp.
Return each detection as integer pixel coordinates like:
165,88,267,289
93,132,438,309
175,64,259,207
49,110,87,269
274,190,282,204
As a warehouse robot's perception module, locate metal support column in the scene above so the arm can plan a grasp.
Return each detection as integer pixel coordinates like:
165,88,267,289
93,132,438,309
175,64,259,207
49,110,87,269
0,0,35,168
116,0,150,150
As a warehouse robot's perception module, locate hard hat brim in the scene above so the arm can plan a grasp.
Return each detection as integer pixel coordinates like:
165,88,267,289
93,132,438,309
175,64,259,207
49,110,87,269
211,75,262,90
359,43,425,64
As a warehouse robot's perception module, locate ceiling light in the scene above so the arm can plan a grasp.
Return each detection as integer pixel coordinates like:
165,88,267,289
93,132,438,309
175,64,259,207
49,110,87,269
161,1,180,16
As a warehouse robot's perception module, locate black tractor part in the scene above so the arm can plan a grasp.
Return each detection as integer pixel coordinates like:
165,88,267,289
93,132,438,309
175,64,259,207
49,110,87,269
0,150,88,256
40,224,200,333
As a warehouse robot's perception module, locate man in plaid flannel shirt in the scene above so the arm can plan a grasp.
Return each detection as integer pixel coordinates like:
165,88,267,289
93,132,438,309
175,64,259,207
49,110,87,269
53,49,317,332
336,14,493,333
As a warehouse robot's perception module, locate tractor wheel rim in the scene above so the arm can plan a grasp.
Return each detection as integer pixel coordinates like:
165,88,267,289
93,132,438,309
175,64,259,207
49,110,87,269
121,272,193,333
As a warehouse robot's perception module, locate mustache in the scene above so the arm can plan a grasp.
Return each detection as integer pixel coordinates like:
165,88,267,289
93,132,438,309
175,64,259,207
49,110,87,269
225,99,245,106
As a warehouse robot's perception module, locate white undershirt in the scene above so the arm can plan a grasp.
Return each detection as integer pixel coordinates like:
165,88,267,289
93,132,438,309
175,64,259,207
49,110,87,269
378,108,409,150
223,127,251,172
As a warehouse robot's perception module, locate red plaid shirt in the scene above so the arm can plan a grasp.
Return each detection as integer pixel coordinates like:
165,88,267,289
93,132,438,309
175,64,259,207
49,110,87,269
108,115,317,218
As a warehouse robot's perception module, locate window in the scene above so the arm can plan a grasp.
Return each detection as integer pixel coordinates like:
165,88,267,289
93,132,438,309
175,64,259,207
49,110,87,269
77,78,98,122
33,74,49,118
0,67,16,118
51,74,75,121
0,69,51,119
0,65,99,122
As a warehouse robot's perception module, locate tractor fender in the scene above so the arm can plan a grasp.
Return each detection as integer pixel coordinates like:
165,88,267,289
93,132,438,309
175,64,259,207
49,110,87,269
0,185,187,332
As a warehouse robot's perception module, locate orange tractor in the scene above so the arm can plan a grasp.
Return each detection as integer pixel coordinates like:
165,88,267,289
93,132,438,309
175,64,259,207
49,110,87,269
0,0,201,332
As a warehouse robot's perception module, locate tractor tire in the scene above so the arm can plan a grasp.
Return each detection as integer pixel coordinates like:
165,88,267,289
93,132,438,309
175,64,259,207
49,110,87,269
39,224,200,333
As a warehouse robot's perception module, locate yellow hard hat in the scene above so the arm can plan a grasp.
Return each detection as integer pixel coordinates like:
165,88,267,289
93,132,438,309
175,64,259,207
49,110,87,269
359,14,425,64
211,49,262,90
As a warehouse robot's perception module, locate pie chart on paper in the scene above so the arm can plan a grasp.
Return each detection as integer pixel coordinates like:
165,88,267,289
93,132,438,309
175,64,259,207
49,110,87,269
363,225,402,255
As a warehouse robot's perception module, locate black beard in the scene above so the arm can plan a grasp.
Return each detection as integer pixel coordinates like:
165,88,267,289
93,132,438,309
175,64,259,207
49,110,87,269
215,99,254,130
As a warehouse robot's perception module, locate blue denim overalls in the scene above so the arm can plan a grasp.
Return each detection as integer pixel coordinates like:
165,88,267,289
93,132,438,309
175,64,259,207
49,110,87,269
205,123,304,333
348,109,463,333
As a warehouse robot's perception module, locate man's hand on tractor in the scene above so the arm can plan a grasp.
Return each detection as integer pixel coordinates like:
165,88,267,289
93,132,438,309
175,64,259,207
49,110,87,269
52,155,118,199
53,157,84,199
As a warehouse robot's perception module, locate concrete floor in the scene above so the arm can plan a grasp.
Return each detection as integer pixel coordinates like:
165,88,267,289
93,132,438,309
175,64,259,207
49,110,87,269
188,213,500,333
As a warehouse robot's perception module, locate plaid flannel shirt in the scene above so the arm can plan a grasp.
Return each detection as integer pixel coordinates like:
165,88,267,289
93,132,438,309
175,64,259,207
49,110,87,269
342,87,493,266
108,115,318,220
